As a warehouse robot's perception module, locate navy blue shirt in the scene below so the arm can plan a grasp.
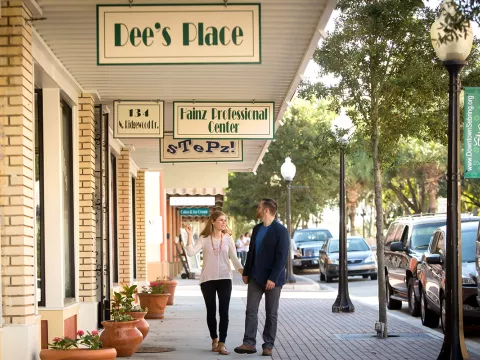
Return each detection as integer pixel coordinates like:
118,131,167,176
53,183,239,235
252,225,270,281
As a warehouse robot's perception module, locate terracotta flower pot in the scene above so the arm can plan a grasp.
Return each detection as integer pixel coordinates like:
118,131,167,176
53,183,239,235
100,320,143,357
39,348,117,360
138,293,170,319
126,311,150,339
165,280,177,305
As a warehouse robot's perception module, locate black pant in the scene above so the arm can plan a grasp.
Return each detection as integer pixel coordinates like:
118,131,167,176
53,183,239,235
200,279,232,343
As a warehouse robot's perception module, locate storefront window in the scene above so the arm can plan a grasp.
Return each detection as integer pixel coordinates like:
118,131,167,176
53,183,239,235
35,90,45,306
61,101,75,299
111,154,119,283
132,176,137,280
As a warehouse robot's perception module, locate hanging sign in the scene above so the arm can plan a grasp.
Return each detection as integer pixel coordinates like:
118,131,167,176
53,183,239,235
113,100,164,138
179,208,210,216
97,4,261,65
160,134,243,163
464,87,480,178
173,101,274,139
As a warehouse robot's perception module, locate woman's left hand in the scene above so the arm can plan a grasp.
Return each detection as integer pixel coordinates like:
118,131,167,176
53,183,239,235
238,268,243,275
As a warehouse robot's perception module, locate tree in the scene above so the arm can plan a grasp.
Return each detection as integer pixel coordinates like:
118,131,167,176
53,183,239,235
300,0,451,336
225,98,338,232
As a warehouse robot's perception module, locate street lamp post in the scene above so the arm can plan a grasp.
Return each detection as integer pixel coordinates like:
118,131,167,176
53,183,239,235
431,1,473,359
281,157,296,283
331,109,355,313
360,208,366,239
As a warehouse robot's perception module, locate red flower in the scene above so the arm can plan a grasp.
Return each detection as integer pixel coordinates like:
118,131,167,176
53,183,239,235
52,337,61,342
77,330,84,336
92,330,99,336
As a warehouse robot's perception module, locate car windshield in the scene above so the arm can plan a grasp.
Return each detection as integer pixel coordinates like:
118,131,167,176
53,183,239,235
293,230,331,244
328,238,370,253
461,230,477,262
411,222,445,250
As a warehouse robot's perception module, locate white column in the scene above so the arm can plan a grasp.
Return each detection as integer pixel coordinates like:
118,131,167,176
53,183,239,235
42,88,65,308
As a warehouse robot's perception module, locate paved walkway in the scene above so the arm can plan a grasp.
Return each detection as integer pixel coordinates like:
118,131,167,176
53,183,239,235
128,275,480,360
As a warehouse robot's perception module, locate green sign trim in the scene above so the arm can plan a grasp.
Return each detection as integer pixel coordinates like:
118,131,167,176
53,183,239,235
96,3,262,66
464,87,480,178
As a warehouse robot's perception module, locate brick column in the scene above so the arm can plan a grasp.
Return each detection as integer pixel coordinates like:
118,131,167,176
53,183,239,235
118,148,132,284
77,94,96,301
135,171,147,282
0,0,36,326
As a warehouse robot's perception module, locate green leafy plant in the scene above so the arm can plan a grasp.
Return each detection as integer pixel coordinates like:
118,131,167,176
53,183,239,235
48,330,101,350
121,284,146,312
111,292,135,322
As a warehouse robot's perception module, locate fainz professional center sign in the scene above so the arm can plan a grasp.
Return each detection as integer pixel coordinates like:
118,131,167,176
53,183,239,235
173,101,274,139
114,100,164,138
97,4,261,65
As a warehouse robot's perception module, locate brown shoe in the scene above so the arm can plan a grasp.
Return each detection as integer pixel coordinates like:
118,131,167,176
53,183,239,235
218,342,230,355
262,348,273,356
234,344,257,354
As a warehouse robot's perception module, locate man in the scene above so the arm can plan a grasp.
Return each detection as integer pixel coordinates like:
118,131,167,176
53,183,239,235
236,234,245,265
234,198,289,357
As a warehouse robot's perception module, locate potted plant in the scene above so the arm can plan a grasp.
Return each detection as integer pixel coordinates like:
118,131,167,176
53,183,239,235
99,293,143,357
39,330,116,360
121,284,150,339
138,277,171,319
163,275,178,305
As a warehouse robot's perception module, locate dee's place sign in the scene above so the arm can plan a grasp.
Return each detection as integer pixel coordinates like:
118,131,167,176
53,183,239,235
97,4,261,65
173,101,274,140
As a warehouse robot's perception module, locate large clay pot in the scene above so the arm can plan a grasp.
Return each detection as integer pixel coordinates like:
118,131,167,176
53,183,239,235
100,320,143,357
165,280,178,305
39,348,117,360
126,311,149,339
138,293,170,319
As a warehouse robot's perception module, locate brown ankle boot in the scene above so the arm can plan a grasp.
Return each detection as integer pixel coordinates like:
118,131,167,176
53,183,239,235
218,342,230,355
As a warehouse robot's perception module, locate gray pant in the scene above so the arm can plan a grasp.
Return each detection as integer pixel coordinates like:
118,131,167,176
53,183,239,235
243,279,282,349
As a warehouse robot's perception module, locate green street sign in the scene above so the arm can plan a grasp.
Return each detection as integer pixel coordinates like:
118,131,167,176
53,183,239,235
179,208,210,216
464,87,480,178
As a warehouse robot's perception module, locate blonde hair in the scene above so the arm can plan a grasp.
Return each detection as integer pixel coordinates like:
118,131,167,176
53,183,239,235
200,210,232,237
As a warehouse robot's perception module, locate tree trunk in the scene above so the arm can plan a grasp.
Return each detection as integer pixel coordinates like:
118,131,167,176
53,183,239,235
348,206,356,235
428,189,437,214
373,121,387,337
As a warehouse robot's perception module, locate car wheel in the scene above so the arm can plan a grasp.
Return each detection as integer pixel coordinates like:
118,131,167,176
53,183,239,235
420,290,439,328
408,278,420,317
440,295,446,334
362,275,369,279
386,274,402,310
326,275,333,283
370,274,378,281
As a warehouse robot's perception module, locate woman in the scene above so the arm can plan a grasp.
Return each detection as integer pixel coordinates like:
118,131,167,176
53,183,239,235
184,211,243,355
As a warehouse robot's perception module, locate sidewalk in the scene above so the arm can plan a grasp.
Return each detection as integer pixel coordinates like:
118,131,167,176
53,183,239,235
129,275,480,360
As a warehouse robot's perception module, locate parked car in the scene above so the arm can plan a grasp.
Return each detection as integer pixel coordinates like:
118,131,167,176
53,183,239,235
292,228,332,269
318,236,377,282
384,214,480,317
477,228,480,308
416,221,480,331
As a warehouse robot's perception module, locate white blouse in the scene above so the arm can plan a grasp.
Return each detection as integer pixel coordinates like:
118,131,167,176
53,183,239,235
185,234,243,284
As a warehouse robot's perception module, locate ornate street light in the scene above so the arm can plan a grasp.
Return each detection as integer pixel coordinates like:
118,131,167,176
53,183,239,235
430,1,473,358
281,157,296,283
331,109,355,313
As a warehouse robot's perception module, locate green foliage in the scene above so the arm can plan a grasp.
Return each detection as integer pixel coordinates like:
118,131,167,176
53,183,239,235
142,277,169,294
48,330,101,350
225,98,339,229
435,0,480,44
111,291,135,322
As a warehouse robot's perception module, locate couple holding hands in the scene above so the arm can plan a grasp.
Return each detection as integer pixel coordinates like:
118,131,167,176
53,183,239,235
184,198,290,357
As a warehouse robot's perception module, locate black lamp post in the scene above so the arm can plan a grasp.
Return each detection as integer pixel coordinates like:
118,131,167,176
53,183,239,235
331,110,355,313
360,208,366,239
281,157,296,283
431,1,473,358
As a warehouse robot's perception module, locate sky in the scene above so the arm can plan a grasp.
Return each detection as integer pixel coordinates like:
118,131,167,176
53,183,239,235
303,1,480,84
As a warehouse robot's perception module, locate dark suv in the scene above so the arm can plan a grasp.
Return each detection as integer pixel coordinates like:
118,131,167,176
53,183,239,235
384,214,480,316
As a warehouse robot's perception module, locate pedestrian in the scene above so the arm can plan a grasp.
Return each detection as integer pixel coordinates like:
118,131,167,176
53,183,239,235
236,234,246,265
234,198,289,357
242,232,251,266
184,211,243,355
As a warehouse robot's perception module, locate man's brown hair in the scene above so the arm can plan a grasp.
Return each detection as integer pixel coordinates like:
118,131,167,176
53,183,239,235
261,198,278,215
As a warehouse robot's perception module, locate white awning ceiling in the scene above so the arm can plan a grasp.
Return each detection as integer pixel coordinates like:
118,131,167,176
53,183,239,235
33,0,335,172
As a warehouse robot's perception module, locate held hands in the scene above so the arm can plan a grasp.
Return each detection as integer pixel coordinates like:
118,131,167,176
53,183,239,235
265,280,275,291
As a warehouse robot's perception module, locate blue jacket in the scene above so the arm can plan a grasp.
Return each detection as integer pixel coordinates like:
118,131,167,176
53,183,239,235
243,220,290,287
